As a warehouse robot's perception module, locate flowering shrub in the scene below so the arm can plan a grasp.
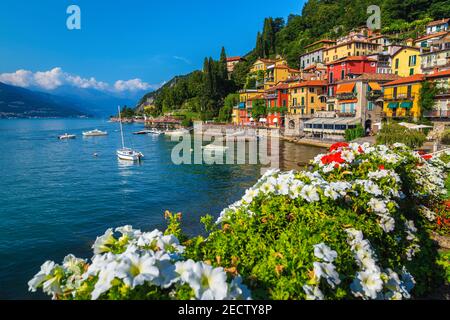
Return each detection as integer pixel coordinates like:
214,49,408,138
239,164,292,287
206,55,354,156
30,143,449,300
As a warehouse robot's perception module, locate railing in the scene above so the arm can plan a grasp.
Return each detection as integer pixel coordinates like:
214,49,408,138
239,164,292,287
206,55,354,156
367,91,383,100
383,94,415,101
266,94,278,99
337,93,357,100
314,111,337,118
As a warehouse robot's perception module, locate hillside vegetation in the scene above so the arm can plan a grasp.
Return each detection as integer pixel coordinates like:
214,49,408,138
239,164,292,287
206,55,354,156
136,0,450,120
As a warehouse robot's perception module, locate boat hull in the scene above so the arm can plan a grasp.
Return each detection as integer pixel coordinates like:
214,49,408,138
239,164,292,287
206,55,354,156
116,149,144,162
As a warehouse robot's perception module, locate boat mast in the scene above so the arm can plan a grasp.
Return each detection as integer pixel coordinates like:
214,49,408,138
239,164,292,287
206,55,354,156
118,105,125,149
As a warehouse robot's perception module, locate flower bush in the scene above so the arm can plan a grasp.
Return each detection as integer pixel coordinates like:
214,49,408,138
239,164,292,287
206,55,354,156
29,143,449,300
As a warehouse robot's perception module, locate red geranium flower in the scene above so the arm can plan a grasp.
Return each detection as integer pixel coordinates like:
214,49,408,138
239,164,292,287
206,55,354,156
358,146,364,154
421,154,433,161
378,165,385,170
330,142,349,153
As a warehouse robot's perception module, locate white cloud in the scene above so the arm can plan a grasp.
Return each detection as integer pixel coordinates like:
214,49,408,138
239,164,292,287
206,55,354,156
114,79,153,92
0,67,158,93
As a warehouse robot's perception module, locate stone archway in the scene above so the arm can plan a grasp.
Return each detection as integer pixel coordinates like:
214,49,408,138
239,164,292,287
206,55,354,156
365,119,372,135
288,120,295,130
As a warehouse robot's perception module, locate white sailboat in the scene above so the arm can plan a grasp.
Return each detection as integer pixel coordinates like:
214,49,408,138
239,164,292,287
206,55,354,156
116,106,144,162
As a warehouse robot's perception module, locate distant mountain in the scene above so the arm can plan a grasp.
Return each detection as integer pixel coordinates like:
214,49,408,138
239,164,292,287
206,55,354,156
0,82,90,118
44,86,142,117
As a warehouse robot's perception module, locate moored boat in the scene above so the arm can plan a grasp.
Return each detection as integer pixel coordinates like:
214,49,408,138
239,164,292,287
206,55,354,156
82,129,108,137
58,133,76,140
116,106,144,162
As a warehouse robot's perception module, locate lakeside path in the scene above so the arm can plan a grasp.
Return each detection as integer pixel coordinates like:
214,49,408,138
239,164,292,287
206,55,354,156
282,136,333,149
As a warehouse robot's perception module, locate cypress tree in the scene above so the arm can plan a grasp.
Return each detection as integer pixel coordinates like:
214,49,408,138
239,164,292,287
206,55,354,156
219,47,228,80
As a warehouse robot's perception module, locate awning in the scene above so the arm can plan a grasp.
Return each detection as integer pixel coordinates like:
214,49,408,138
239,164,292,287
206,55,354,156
368,82,382,91
339,99,358,104
336,83,355,94
388,102,399,109
259,118,267,123
249,118,254,122
273,118,279,123
400,101,413,109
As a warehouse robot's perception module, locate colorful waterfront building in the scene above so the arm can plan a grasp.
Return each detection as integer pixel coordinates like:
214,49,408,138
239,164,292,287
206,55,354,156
226,56,246,75
326,56,378,98
391,46,421,76
323,40,381,64
264,59,301,90
250,58,275,73
382,74,425,120
420,33,450,74
425,69,450,119
299,39,336,70
232,89,264,125
414,31,449,49
426,18,449,35
334,73,399,133
264,83,290,127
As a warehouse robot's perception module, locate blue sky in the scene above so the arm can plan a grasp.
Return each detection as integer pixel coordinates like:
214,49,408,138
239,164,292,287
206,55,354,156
0,0,306,93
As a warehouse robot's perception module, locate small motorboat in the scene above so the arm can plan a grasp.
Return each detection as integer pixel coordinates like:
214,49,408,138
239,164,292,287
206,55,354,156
133,130,153,135
147,129,164,135
58,133,76,140
82,129,108,137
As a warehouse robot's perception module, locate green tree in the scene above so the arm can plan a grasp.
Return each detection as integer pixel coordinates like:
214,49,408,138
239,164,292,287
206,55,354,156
218,93,239,123
219,47,228,80
251,99,267,119
419,81,439,114
376,123,426,148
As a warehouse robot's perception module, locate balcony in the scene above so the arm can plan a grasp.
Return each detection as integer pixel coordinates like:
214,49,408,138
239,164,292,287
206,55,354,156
336,112,356,117
314,111,337,118
383,94,415,101
423,110,450,118
336,93,357,100
367,90,383,100
266,94,278,100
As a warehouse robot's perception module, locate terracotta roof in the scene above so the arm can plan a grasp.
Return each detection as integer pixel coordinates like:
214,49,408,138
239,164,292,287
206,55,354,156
247,94,265,100
414,31,449,42
289,80,327,88
356,73,400,82
326,56,377,65
226,56,243,62
256,58,276,64
382,74,425,87
305,39,336,49
427,18,450,27
426,69,450,79
288,68,301,73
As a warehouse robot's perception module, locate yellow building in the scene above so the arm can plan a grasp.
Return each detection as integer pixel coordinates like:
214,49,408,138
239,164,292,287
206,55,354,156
250,58,275,73
323,40,381,63
382,74,425,119
231,89,264,124
391,47,421,77
288,80,327,116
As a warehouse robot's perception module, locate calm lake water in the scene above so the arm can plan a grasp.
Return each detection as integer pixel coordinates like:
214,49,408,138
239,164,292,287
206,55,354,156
0,119,325,299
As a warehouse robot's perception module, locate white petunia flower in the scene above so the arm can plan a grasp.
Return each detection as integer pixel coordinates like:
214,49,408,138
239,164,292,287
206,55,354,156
116,252,160,289
313,243,338,263
303,284,324,300
353,270,383,299
92,228,116,255
185,262,229,300
28,261,57,292
300,185,320,203
368,198,388,214
313,262,341,288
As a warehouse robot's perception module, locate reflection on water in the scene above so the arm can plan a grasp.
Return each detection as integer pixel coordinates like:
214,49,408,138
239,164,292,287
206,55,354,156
280,140,327,171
